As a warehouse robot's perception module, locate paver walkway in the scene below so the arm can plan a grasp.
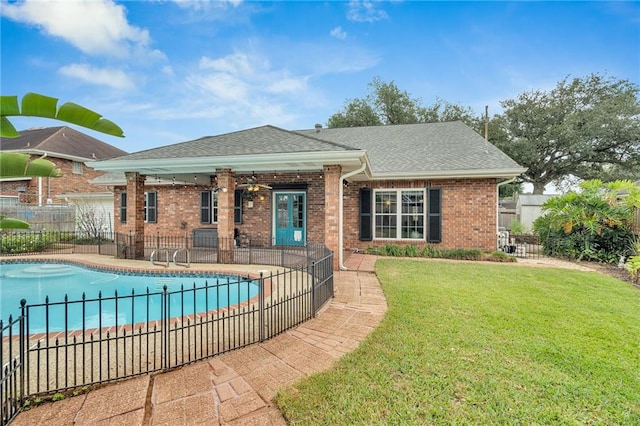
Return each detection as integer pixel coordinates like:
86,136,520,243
11,254,385,425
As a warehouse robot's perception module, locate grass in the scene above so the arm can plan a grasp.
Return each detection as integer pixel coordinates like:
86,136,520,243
275,259,640,424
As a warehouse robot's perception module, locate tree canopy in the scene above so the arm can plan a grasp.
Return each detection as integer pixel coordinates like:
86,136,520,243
327,76,479,129
492,74,640,194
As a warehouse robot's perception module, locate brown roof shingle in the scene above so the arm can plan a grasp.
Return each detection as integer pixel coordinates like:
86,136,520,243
0,126,127,160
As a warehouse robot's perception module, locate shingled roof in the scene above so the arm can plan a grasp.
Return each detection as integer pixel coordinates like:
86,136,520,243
297,121,522,176
118,125,358,161
0,126,127,160
90,121,524,180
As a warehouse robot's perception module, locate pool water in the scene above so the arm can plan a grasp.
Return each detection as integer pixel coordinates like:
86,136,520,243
0,262,259,333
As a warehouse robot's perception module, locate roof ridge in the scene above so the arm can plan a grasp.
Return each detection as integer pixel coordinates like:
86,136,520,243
296,120,465,132
288,128,361,151
41,126,67,147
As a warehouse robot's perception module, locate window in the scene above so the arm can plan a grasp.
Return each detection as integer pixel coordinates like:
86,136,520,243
201,190,243,224
234,189,243,224
72,161,83,174
374,189,425,240
120,191,127,223
200,191,218,224
144,191,157,223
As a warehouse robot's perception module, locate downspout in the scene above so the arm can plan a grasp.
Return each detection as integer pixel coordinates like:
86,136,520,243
38,177,43,206
339,162,367,270
496,177,516,246
37,153,48,207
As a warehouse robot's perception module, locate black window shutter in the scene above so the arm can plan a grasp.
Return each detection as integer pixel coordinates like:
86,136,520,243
234,189,243,224
147,191,157,223
359,187,373,241
427,188,442,243
200,191,211,224
120,191,127,224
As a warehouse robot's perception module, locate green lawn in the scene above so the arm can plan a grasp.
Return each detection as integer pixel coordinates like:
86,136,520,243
275,259,640,424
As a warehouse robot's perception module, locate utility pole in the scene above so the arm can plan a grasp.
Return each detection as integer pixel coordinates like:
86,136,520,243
484,105,489,141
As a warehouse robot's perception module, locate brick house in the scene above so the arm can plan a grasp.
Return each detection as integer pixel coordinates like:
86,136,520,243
89,121,525,269
0,126,128,231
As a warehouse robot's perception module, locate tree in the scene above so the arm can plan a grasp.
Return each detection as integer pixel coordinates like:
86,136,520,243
0,92,124,229
75,199,112,238
492,74,640,194
327,76,479,128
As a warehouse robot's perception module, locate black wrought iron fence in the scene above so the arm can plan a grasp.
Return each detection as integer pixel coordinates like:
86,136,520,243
1,245,333,425
0,231,327,269
497,233,544,259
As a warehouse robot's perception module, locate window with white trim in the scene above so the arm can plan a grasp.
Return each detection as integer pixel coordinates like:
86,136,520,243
200,191,219,224
72,161,83,174
201,190,243,224
374,189,425,239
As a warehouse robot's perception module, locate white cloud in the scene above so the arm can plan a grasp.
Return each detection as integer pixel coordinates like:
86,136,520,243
58,63,134,89
177,50,316,127
162,65,175,76
2,0,160,59
187,72,249,101
330,26,347,40
171,0,243,11
192,51,309,101
266,77,309,94
199,52,255,75
347,1,389,23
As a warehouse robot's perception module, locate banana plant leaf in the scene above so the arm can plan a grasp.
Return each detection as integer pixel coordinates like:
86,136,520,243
0,152,61,178
0,93,124,138
0,215,30,230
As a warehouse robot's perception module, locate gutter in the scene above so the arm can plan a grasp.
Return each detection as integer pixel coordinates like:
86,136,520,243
339,162,367,270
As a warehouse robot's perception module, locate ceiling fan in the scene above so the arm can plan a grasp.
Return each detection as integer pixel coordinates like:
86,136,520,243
237,179,272,192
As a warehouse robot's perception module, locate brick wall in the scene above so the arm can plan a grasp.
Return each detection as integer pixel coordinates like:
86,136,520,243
113,171,327,243
111,173,498,254
343,178,498,252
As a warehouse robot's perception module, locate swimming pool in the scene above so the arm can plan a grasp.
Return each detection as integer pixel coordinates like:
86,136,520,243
0,261,260,333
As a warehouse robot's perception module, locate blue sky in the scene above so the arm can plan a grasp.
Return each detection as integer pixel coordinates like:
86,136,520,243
2,0,639,153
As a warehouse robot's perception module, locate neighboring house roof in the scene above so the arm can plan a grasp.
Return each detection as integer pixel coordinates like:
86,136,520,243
0,126,128,161
90,121,526,181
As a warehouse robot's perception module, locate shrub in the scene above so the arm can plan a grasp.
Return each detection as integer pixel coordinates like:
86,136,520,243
359,244,514,263
1,233,49,254
421,245,441,258
534,180,639,263
439,248,482,261
509,218,527,235
403,245,419,257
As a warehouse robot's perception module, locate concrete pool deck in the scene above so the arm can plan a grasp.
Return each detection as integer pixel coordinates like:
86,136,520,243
10,253,385,425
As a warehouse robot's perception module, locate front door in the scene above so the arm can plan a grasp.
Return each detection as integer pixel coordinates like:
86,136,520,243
274,192,306,246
